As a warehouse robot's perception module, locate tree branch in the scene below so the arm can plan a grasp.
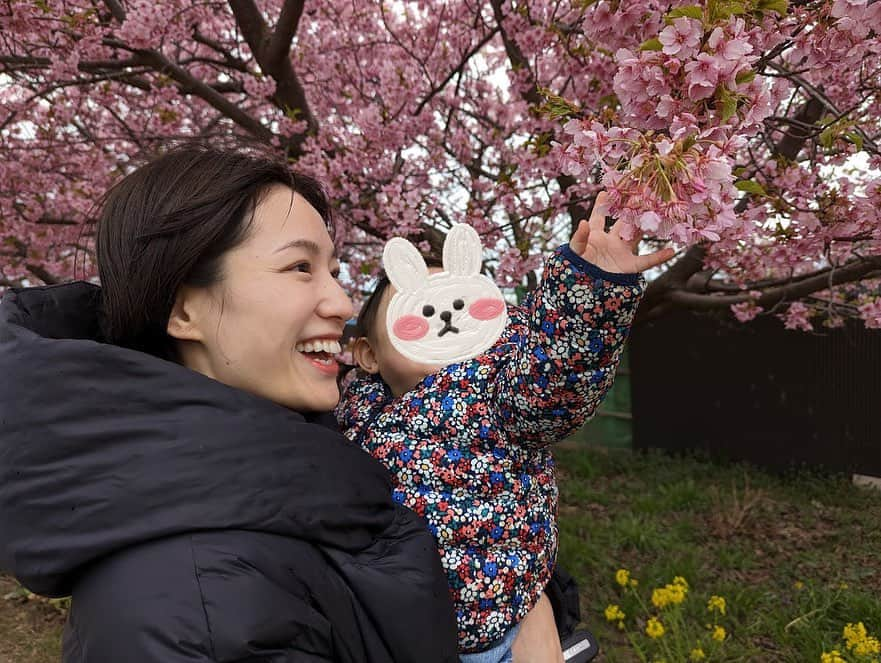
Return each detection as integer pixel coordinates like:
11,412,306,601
227,0,317,156
488,0,540,105
26,263,61,285
414,27,500,115
665,256,881,309
266,0,305,69
489,0,590,227
767,61,879,155
137,49,276,143
103,0,126,23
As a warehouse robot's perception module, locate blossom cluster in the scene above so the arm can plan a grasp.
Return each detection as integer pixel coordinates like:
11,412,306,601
560,5,790,244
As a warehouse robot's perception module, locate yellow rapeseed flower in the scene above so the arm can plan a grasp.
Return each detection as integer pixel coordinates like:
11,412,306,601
646,617,665,639
652,581,687,609
854,635,881,657
711,625,726,642
673,576,689,590
615,569,631,587
604,604,626,623
844,622,869,650
707,595,727,616
820,650,846,663
652,587,672,609
794,580,805,590
630,578,639,588
689,647,706,661
667,583,686,604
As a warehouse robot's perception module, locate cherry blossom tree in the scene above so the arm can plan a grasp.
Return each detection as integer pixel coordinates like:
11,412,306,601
1,0,879,330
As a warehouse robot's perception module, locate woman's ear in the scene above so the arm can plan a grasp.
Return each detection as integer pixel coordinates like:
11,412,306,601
166,286,206,342
352,337,380,374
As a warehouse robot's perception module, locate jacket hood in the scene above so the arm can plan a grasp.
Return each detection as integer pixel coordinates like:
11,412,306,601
0,282,395,596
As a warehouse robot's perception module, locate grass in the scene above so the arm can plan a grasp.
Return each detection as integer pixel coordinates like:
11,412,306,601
1,444,880,662
555,442,881,662
0,576,63,663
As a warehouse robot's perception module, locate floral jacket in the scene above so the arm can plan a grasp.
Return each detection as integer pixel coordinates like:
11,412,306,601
336,245,645,651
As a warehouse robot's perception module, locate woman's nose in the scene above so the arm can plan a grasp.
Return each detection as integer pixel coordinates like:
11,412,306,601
440,311,452,323
319,277,354,320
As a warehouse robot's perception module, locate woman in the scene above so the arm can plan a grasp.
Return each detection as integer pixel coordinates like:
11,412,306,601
0,144,459,662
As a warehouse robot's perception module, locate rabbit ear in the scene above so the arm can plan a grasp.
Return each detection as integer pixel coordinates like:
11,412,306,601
443,224,483,276
383,237,429,293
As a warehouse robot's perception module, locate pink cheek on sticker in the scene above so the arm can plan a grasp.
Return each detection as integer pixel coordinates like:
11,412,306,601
469,298,506,321
392,315,429,341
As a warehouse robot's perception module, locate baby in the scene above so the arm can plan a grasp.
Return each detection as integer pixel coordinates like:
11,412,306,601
336,193,672,660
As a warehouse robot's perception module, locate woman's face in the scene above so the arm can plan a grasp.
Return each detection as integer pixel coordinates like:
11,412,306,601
173,185,353,412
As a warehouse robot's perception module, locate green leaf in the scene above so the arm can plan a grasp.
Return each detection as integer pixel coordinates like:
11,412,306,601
713,1,746,19
735,70,757,85
735,180,768,196
639,38,664,51
818,125,836,149
535,87,581,120
667,5,704,20
843,131,864,151
719,88,738,122
757,0,789,15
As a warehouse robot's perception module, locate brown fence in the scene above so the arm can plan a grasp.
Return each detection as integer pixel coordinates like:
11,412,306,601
628,310,881,475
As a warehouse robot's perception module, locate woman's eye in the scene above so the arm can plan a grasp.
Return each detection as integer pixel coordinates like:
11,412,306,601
422,305,435,317
285,262,312,274
453,299,464,310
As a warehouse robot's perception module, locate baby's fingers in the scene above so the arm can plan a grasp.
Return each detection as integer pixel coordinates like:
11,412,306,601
634,247,676,272
589,191,611,235
570,219,590,255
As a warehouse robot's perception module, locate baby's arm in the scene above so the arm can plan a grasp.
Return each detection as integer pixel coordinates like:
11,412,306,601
492,192,673,447
492,246,643,446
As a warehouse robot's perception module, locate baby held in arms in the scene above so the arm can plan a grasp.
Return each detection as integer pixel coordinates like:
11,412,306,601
336,192,673,660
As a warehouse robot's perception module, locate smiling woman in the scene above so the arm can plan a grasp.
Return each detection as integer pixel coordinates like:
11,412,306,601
0,144,458,663
165,186,353,412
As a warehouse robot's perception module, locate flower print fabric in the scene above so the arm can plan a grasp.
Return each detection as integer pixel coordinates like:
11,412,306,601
337,244,645,651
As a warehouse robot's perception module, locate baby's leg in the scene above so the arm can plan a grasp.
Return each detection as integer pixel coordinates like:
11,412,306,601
511,592,564,663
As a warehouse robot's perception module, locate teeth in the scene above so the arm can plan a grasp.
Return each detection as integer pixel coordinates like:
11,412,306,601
295,340,342,354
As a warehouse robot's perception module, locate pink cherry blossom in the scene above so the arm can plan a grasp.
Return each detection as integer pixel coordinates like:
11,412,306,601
0,0,879,331
782,302,814,332
659,17,703,60
731,301,763,322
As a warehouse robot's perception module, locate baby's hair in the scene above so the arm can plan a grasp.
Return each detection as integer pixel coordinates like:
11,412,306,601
354,275,391,341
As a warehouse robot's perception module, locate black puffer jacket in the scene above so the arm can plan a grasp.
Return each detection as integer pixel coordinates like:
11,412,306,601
0,282,458,663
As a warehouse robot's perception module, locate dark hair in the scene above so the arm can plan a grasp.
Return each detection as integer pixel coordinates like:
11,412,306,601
353,275,392,340
96,142,333,359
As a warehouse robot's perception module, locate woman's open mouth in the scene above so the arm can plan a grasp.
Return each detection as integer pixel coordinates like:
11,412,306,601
295,339,342,376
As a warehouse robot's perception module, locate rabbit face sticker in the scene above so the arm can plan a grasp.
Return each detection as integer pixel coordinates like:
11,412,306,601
382,224,507,365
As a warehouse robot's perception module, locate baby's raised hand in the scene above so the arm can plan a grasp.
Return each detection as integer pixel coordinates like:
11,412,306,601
570,192,676,274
